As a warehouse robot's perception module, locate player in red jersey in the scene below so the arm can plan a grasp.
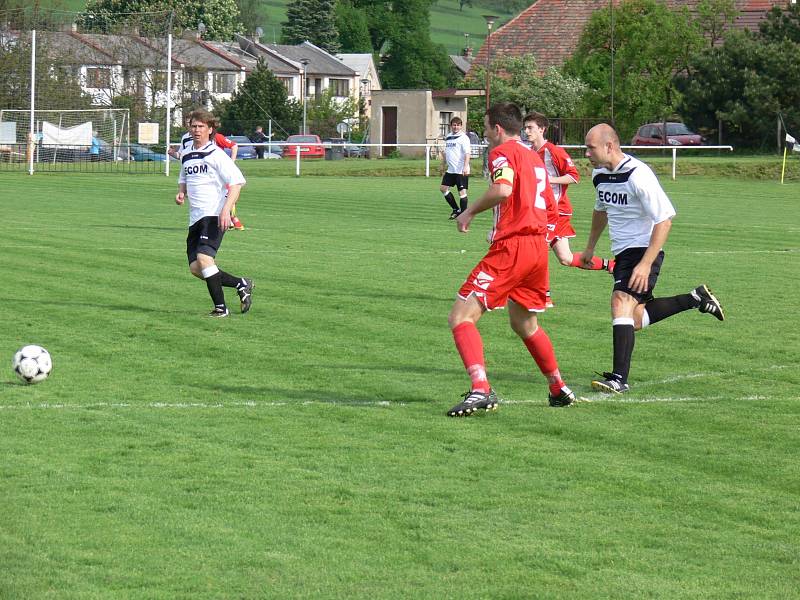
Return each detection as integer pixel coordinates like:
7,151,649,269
445,103,575,417
524,112,614,276
211,131,245,231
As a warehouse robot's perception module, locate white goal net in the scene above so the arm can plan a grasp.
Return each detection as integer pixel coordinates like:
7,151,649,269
0,108,130,163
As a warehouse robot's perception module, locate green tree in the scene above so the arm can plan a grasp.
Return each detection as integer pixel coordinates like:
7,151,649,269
759,1,800,44
216,59,302,135
680,12,800,149
282,0,340,53
694,0,739,46
79,0,241,40
565,0,703,138
379,0,456,89
335,0,373,53
464,55,587,136
0,34,93,112
235,0,262,34
306,88,359,138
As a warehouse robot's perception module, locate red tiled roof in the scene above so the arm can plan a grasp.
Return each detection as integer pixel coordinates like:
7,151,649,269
469,0,787,76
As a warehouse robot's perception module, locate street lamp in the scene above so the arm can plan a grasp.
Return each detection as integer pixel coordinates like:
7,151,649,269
483,15,498,111
300,58,309,135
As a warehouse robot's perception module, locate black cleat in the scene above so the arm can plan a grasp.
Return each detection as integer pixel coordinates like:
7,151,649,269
548,385,576,407
591,372,629,394
446,389,498,417
208,307,230,318
693,284,724,321
448,209,461,220
238,278,254,314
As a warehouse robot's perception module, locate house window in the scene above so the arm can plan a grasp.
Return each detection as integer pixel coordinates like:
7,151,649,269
152,71,178,91
439,112,453,137
86,67,111,89
123,69,144,96
212,73,236,93
279,77,293,95
329,78,349,97
184,70,205,91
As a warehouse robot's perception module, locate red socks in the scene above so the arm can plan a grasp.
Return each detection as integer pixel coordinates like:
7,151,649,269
452,322,490,393
523,328,565,395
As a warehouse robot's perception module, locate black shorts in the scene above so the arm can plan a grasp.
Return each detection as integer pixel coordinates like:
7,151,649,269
441,172,469,191
612,247,665,303
187,216,225,264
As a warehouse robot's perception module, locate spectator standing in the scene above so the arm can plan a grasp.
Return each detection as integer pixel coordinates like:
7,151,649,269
250,125,268,159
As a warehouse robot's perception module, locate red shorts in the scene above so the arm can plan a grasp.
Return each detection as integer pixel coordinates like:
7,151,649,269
457,235,550,311
550,213,575,245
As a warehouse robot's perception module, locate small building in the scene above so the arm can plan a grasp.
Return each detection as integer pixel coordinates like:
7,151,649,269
335,53,381,119
369,88,484,158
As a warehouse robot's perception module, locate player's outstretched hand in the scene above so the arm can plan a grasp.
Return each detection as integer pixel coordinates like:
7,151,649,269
578,250,594,269
175,191,185,205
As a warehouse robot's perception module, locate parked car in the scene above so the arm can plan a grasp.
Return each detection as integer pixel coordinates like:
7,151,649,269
631,122,705,146
283,134,325,159
323,137,369,158
227,135,258,160
128,143,169,162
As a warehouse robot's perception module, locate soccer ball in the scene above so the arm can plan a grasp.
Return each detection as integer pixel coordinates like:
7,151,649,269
12,345,53,384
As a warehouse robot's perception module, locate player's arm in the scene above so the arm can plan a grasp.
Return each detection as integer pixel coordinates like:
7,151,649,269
176,182,187,205
229,143,238,161
629,218,672,293
455,180,511,233
579,209,608,267
550,147,579,185
218,184,241,230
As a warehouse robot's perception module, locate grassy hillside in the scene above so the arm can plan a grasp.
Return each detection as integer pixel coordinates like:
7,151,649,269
40,0,521,54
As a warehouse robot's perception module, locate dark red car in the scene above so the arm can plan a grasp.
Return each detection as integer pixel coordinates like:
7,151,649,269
631,122,705,146
283,134,325,159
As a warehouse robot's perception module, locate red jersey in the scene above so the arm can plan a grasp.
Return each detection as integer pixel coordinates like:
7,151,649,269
488,139,557,244
214,132,236,149
537,141,579,216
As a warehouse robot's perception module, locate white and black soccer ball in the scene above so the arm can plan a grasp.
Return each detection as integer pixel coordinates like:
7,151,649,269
12,345,53,384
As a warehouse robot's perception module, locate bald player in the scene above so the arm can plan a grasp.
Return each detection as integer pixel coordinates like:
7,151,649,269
579,123,724,394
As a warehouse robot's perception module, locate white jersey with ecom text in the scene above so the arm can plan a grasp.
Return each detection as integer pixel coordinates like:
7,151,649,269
444,131,471,174
591,154,676,256
178,142,246,226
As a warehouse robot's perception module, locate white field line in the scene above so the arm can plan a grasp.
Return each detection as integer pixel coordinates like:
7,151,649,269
5,244,799,256
0,394,783,411
0,367,793,411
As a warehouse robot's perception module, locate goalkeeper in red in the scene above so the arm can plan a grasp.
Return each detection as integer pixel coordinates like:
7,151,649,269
446,102,575,417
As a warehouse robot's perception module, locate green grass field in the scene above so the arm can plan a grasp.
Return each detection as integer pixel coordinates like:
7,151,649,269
1,167,799,598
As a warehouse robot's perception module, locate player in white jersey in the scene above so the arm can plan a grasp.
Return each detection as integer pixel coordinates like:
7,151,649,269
578,124,724,393
172,116,244,229
176,109,253,318
439,116,472,219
